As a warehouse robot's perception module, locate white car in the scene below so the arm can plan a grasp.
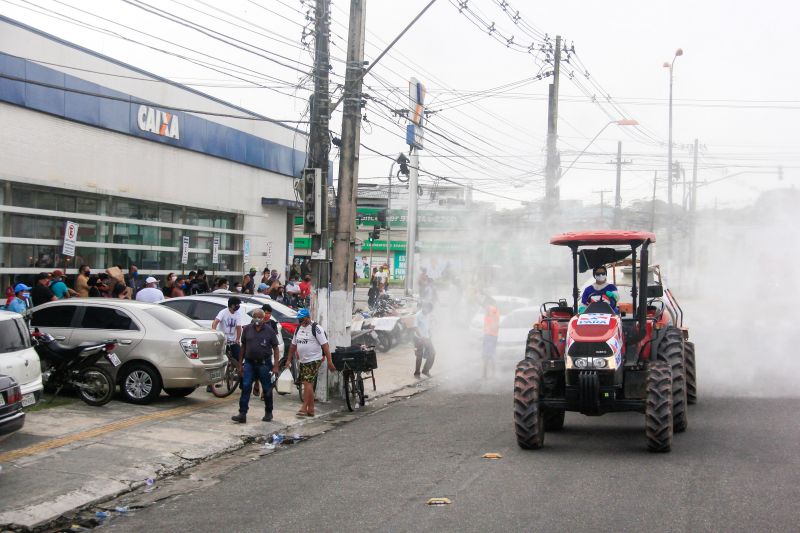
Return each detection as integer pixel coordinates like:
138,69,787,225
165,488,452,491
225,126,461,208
160,295,285,357
0,311,43,408
469,295,534,337
495,306,541,357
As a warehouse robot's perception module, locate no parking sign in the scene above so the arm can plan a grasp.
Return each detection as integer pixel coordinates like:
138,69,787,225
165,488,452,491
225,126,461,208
62,221,78,257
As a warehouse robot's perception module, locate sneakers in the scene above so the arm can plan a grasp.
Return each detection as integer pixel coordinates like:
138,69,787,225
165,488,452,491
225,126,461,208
262,413,273,422
231,413,246,424
413,373,421,379
422,371,431,377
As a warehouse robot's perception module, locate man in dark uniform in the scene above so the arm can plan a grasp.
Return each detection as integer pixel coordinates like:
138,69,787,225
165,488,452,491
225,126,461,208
232,309,280,424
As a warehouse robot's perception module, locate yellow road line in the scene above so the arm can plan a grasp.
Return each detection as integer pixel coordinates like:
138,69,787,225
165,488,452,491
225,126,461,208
0,396,234,463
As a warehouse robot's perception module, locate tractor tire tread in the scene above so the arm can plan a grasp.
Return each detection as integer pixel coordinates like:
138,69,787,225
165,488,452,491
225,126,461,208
685,341,697,405
658,327,688,433
645,361,673,452
514,359,545,449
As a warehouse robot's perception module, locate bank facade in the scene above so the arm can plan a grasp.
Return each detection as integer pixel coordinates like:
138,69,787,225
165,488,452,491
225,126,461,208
0,16,304,285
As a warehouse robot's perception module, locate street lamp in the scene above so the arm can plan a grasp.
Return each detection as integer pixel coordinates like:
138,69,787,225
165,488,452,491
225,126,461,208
558,119,640,182
664,47,683,211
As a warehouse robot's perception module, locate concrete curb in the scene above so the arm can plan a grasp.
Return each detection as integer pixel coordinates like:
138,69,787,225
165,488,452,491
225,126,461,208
0,375,431,531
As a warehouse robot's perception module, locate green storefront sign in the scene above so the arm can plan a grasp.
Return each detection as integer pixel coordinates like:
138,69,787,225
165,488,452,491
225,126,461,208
293,208,465,230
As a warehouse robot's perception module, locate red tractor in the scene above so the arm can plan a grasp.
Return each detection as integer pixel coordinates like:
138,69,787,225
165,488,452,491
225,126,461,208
513,231,695,452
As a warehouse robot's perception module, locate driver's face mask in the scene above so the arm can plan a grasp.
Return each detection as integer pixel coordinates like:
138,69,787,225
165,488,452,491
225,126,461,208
594,273,607,283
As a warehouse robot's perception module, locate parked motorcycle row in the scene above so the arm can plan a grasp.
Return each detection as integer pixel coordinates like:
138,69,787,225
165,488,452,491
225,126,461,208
353,293,417,352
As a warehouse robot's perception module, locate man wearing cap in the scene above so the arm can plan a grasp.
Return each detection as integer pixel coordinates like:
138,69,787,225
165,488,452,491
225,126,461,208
285,308,336,417
8,283,31,314
50,270,76,299
256,283,270,297
31,273,57,307
135,276,165,303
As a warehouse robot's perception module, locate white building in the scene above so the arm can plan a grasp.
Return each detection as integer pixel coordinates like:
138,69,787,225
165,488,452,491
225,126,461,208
0,16,305,284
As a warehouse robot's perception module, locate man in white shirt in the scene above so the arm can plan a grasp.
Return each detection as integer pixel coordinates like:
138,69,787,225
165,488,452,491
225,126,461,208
284,308,336,417
135,276,165,303
208,297,243,387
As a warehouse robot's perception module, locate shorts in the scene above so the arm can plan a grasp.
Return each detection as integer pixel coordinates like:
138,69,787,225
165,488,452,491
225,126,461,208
482,335,498,359
298,360,322,383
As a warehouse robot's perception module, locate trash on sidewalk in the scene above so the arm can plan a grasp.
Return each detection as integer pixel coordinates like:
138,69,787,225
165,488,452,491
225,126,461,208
95,511,109,520
143,477,157,493
115,506,129,514
426,497,452,506
481,452,503,459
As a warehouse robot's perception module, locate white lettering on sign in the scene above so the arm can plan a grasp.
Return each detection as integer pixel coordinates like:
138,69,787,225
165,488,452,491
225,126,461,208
137,105,180,139
576,313,612,326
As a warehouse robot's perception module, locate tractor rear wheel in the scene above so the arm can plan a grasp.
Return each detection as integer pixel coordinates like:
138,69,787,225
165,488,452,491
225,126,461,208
543,408,565,431
514,359,545,449
685,341,697,405
525,329,547,362
645,361,673,453
657,327,688,433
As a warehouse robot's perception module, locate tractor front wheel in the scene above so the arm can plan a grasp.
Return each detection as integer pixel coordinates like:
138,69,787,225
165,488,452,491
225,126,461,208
685,341,697,405
645,361,673,453
525,330,547,363
657,327,688,433
514,359,545,449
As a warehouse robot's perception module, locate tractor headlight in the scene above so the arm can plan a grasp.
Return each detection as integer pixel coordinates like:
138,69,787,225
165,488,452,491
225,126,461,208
592,357,608,369
573,357,589,369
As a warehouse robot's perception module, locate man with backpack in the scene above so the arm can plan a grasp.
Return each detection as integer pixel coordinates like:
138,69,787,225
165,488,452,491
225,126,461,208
284,308,336,417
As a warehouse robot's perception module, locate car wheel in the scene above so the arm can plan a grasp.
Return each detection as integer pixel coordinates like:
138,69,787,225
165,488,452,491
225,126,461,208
164,387,196,398
120,363,162,404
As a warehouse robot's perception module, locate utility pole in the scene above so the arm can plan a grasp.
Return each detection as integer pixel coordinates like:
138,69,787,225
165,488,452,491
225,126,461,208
307,0,331,280
650,171,658,232
405,148,419,296
614,141,622,227
544,35,562,213
330,0,367,347
691,138,699,214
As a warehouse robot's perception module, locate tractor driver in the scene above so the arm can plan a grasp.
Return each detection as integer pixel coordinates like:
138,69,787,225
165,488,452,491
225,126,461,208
579,266,620,314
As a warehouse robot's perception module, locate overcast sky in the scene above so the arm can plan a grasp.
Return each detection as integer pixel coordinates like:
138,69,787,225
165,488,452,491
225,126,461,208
2,0,797,209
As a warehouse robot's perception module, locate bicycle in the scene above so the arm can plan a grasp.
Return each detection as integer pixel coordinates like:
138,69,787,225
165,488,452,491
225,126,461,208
333,347,377,412
209,342,241,398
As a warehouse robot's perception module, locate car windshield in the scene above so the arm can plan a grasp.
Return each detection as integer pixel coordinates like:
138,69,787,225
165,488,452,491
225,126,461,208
501,310,538,328
144,306,204,330
0,318,30,353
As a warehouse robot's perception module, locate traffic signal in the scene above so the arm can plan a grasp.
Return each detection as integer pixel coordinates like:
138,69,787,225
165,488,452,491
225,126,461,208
368,227,380,242
671,162,681,181
377,209,387,229
303,168,322,235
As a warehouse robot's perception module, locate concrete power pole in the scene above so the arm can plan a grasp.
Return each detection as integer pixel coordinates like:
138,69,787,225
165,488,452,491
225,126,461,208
308,0,331,277
405,149,419,296
330,0,367,349
544,35,562,212
613,140,622,227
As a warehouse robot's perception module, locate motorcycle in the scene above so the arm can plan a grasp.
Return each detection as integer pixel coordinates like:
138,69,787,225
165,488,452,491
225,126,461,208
351,312,380,347
31,329,119,406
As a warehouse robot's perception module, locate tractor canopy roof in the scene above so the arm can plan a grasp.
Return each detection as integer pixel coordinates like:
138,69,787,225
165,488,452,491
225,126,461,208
550,230,656,247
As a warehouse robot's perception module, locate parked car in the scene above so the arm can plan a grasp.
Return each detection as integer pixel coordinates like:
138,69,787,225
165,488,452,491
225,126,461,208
160,295,285,354
0,310,43,407
28,300,226,404
183,292,300,336
0,374,26,440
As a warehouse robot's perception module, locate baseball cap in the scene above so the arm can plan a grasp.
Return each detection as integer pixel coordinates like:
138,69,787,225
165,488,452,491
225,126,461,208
296,308,310,320
14,283,31,293
52,269,64,278
257,283,268,291
145,276,158,284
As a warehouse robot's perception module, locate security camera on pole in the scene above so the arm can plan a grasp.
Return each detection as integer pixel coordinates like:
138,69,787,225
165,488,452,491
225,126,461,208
405,77,425,297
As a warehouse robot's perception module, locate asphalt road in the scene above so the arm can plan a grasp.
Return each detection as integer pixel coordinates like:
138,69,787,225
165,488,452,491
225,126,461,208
99,380,800,533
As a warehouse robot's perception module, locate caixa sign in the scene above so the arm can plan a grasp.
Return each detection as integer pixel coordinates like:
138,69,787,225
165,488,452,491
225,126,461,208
136,105,180,139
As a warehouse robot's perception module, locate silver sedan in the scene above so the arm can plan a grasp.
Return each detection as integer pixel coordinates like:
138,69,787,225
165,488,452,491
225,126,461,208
29,300,227,404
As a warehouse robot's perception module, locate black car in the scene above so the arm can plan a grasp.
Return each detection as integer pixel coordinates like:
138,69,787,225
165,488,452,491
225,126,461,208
0,374,26,438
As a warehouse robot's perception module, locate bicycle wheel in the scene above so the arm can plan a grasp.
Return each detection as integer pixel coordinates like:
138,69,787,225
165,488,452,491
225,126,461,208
356,373,365,407
343,370,356,411
210,359,240,398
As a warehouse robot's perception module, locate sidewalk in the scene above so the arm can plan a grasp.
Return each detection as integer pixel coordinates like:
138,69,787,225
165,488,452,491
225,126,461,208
0,344,423,530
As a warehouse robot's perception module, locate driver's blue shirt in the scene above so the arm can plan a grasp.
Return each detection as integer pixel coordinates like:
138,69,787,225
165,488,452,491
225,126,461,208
580,283,620,313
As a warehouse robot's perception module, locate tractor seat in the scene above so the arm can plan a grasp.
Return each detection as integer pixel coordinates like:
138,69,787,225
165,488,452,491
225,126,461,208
584,301,616,315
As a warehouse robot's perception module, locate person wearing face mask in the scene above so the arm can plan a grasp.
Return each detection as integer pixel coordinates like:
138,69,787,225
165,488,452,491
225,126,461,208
580,266,620,313
231,308,280,423
8,283,31,314
209,297,243,392
75,265,91,298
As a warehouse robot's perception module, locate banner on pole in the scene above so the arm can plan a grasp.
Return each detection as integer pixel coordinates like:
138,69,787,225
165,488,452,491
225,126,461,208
181,236,190,264
212,236,220,264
